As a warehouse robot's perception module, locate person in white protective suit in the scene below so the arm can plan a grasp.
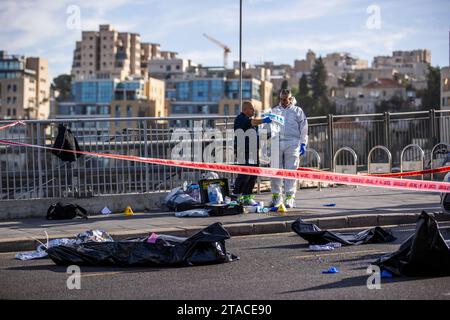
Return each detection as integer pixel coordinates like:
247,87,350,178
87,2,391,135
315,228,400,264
268,89,308,208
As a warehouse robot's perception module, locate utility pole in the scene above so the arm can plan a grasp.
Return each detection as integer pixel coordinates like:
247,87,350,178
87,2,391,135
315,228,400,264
239,0,243,110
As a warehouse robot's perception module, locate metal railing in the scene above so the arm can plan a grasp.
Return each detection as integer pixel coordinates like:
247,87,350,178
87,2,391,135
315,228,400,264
1,109,449,201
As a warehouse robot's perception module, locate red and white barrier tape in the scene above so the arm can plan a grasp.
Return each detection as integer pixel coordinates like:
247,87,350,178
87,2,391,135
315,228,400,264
297,165,450,177
367,166,450,177
0,121,25,131
0,121,449,193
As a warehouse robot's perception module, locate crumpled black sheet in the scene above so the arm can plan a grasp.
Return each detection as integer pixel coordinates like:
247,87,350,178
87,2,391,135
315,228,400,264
46,222,239,267
291,218,396,245
374,211,450,277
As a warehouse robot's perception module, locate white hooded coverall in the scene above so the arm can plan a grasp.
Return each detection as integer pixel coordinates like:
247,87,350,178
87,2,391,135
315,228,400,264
269,99,308,197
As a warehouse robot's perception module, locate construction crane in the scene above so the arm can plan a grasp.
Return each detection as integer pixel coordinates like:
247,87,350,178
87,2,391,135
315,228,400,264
203,33,231,69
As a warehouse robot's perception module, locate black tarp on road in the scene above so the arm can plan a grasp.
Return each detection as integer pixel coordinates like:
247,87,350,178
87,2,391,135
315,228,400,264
374,211,450,277
47,222,238,267
291,219,396,246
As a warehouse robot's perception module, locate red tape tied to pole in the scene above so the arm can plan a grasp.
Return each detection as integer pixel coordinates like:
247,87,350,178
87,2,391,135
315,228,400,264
0,121,450,193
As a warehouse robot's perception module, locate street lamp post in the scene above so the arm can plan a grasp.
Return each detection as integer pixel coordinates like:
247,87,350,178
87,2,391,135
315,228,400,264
239,0,243,111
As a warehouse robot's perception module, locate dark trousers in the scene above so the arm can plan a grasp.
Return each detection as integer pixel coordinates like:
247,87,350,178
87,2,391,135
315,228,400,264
233,164,258,195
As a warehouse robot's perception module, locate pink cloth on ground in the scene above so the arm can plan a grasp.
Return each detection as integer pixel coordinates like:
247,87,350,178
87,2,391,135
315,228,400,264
147,233,159,244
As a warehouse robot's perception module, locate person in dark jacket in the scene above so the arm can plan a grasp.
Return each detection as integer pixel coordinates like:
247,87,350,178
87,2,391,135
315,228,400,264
232,101,272,205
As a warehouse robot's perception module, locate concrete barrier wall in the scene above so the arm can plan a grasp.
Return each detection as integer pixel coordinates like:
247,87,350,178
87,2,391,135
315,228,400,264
0,192,166,220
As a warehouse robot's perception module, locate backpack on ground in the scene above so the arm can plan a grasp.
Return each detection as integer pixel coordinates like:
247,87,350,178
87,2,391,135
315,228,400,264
46,202,88,220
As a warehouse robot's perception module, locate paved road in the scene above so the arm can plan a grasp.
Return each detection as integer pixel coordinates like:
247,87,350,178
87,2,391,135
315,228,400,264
1,223,450,300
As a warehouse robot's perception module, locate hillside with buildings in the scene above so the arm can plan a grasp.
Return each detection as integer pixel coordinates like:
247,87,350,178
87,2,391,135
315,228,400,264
1,24,449,126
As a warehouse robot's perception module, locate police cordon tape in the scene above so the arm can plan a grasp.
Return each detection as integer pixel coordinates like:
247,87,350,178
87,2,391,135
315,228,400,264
0,121,450,193
0,121,25,131
367,166,450,178
297,165,450,178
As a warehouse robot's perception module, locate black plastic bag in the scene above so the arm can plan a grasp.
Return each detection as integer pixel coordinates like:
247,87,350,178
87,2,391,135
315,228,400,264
46,222,239,267
206,204,244,216
52,124,83,162
46,202,88,220
291,218,396,245
164,187,202,212
374,211,450,277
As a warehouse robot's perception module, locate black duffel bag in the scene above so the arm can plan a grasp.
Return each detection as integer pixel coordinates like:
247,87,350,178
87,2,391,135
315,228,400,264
46,202,88,220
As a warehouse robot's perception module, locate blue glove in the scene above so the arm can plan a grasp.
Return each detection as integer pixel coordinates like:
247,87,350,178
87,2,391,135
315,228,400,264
262,117,272,124
299,143,306,156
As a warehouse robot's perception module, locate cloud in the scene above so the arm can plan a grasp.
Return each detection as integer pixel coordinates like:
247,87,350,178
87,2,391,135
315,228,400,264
243,27,416,65
244,0,354,24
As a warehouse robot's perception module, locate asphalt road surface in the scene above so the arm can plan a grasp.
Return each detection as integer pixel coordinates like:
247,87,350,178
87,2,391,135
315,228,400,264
1,223,450,300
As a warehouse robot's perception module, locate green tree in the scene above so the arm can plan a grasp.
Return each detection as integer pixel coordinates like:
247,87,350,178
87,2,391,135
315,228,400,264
52,74,73,102
304,57,334,116
310,57,328,99
280,79,288,91
298,74,309,96
421,65,440,109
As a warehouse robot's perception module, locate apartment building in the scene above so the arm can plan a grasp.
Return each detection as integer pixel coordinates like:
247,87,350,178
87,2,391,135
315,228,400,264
0,51,50,120
354,67,398,86
148,53,196,80
323,52,368,89
372,50,431,90
373,50,431,68
56,77,166,136
293,49,316,76
71,24,161,80
254,61,295,91
168,66,273,127
334,78,406,114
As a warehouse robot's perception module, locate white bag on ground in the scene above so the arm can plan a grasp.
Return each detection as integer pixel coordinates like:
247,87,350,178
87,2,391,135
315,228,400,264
175,209,210,217
207,183,223,204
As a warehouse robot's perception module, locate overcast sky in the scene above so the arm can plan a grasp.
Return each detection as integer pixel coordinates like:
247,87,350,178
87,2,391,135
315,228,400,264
1,0,449,80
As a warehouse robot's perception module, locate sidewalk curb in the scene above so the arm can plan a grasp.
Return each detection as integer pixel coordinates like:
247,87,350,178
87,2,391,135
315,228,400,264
2,213,450,253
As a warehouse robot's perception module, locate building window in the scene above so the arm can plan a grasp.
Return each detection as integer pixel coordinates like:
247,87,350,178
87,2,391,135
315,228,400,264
12,109,16,116
235,104,240,115
7,97,11,104
224,104,229,115
126,105,132,126
12,84,17,92
7,108,11,116
12,97,16,104
176,82,189,100
100,105,110,115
